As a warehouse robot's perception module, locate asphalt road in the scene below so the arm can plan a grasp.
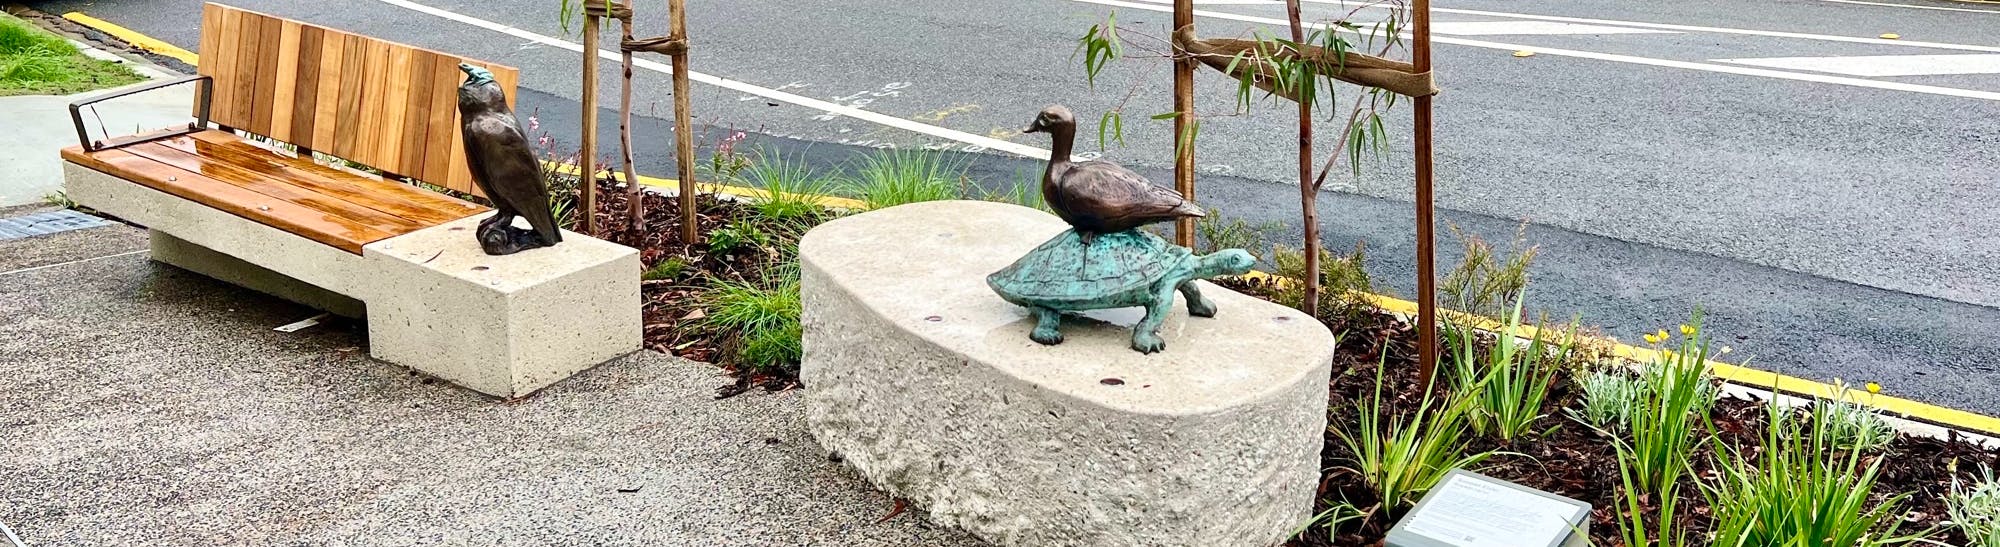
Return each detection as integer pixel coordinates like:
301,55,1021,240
25,0,2000,415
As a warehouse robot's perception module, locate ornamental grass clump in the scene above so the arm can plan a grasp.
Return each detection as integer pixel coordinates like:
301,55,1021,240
1316,353,1502,535
1617,318,1719,495
841,149,967,209
1699,400,1933,546
700,275,802,371
1951,466,2000,547
739,148,835,222
1444,294,1575,443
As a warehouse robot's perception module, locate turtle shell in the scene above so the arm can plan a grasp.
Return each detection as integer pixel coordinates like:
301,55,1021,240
987,229,1193,307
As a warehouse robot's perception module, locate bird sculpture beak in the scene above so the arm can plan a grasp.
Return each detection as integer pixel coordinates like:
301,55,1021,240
1022,124,1039,134
458,63,475,75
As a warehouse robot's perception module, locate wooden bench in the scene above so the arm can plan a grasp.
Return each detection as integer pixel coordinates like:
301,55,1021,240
60,3,639,398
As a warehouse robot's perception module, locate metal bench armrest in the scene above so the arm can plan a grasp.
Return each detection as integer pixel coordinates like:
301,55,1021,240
67,75,214,152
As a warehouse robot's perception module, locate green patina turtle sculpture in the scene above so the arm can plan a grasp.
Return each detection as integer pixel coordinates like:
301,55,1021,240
987,228,1256,354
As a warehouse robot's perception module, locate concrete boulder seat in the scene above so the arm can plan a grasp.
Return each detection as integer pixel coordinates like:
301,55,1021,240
58,3,637,397
800,200,1337,547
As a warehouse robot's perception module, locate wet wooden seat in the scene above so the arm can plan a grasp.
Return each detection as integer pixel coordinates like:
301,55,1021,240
62,130,487,253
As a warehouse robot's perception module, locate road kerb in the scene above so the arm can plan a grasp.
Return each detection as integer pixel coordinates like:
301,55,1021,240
60,12,199,65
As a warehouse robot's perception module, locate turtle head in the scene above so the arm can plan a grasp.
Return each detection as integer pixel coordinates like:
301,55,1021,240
459,63,495,85
1198,249,1256,278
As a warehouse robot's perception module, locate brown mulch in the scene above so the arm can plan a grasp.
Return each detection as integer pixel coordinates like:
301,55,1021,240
580,181,800,394
1210,278,2000,547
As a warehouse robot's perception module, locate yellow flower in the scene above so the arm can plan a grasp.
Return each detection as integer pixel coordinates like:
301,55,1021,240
1644,332,1662,345
1866,382,1882,394
1680,324,1696,336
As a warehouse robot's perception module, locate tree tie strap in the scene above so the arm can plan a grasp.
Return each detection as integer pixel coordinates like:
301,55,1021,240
1173,27,1439,99
622,36,688,55
582,1,633,21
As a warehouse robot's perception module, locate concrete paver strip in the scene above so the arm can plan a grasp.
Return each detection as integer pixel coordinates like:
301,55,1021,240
0,224,978,546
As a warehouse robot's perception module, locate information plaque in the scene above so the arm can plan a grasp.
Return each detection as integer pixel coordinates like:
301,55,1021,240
1385,470,1591,547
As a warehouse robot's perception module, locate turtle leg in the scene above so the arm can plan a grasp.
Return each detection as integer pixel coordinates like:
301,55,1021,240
1179,280,1219,318
1029,307,1065,345
1131,283,1177,354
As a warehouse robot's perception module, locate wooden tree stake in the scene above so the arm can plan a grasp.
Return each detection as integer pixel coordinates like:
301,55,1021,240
667,0,697,244
616,9,642,230
1172,0,1197,248
1284,0,1321,319
579,13,601,235
1413,0,1440,393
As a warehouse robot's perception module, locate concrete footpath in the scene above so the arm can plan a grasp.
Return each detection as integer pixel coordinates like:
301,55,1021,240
0,208,977,546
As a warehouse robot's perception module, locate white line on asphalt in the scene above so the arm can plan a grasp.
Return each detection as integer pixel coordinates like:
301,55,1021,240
1430,21,1679,36
1712,53,2000,77
374,0,1063,161
1819,0,2000,14
0,250,146,277
1299,0,2000,53
1071,0,2000,102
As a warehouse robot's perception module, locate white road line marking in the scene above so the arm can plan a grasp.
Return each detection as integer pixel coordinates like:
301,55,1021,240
1299,0,2000,53
1431,21,1679,36
1126,0,1281,4
374,0,1066,161
1713,53,2000,76
1819,0,2000,14
0,250,146,277
1071,0,2000,102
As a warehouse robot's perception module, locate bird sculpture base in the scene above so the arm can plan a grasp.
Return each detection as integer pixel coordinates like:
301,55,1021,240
477,219,558,256
986,228,1255,354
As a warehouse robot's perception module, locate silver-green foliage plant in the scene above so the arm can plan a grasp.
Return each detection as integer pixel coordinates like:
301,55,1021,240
1805,397,1897,452
841,149,966,209
1194,211,1279,261
1699,400,1933,546
1570,369,1646,433
1444,294,1575,443
1951,466,2000,547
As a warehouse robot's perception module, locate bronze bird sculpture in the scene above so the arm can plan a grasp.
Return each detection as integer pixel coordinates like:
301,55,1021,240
1023,105,1203,243
458,63,562,255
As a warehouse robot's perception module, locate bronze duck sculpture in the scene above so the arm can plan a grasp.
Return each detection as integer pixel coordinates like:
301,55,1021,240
1023,105,1203,243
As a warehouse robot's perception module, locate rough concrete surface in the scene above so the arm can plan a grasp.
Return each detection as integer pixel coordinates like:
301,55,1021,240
0,205,146,273
0,224,980,547
801,201,1333,547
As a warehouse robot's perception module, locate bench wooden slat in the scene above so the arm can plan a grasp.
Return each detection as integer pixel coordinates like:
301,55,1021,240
250,14,282,136
124,141,432,236
176,131,485,225
62,147,400,254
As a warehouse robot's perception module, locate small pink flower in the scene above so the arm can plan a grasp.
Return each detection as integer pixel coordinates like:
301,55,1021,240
528,116,541,133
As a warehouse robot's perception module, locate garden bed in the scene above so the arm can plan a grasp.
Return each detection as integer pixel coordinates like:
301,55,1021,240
571,164,2000,545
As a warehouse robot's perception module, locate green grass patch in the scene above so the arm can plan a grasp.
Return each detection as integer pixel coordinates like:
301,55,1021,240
0,14,144,96
840,148,967,209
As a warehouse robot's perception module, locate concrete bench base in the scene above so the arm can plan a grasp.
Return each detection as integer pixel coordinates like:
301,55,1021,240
799,201,1337,547
66,161,640,398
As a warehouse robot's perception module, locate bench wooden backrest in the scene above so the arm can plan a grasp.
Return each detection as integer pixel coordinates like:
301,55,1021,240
195,3,520,196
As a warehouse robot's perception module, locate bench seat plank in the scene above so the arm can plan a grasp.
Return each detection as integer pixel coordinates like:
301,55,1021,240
178,130,485,225
61,130,490,254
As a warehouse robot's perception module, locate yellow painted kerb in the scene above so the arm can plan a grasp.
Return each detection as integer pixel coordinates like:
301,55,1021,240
1241,271,2000,436
62,12,199,65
